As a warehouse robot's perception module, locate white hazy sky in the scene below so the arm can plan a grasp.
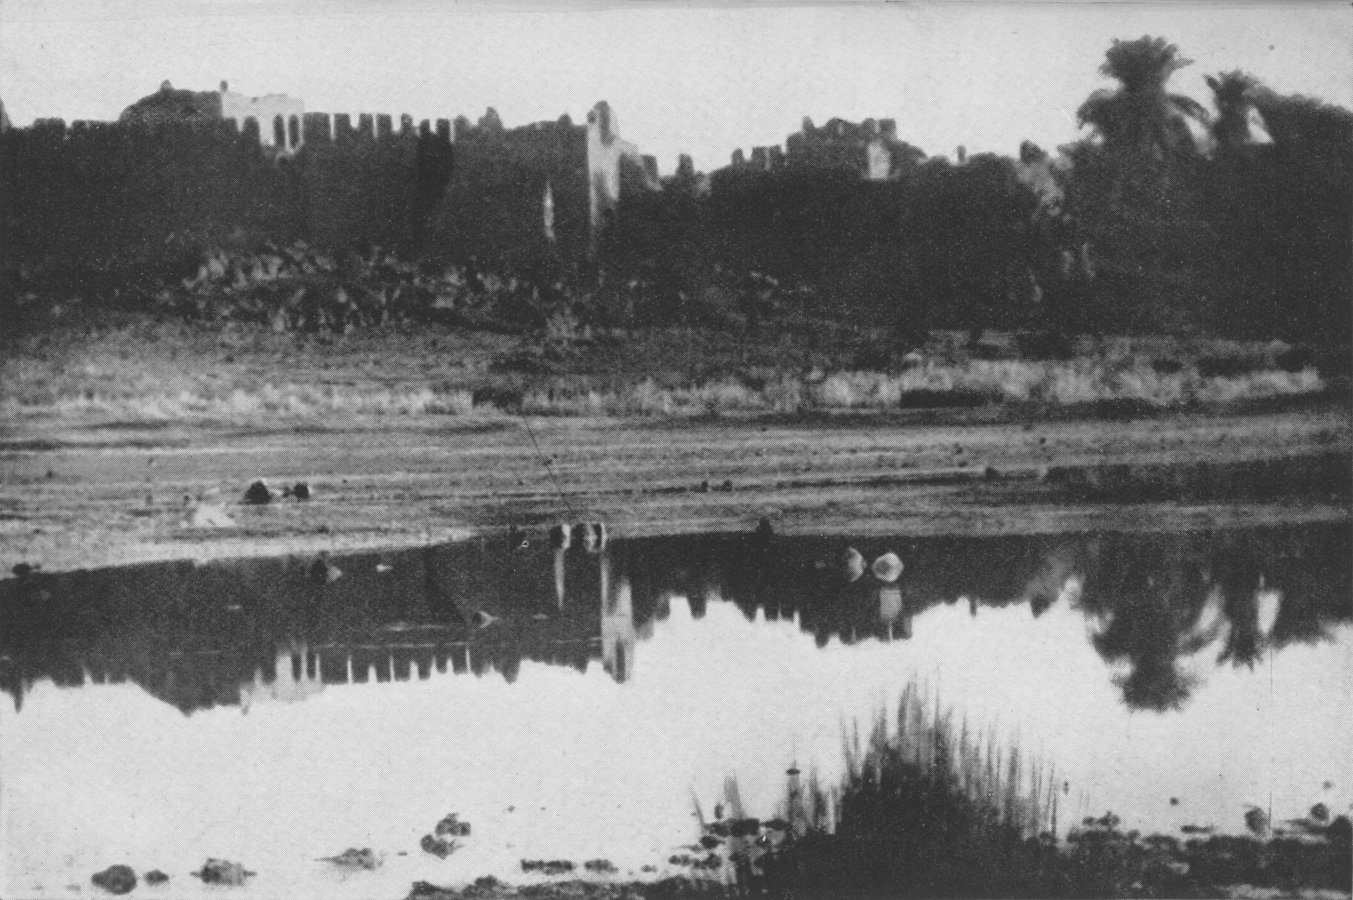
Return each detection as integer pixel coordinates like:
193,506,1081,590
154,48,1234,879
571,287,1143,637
1,0,1350,173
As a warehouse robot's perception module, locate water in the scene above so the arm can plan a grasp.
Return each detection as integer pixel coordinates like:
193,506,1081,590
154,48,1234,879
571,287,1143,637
2,523,1350,897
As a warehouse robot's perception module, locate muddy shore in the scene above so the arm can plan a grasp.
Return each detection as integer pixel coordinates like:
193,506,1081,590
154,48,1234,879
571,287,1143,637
1,402,1347,575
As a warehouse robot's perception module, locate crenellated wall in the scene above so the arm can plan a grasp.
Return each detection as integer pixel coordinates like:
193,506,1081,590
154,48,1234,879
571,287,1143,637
0,98,651,277
0,116,303,275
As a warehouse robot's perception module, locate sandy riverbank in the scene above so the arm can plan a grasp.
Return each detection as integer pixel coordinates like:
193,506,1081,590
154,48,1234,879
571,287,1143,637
1,402,1347,575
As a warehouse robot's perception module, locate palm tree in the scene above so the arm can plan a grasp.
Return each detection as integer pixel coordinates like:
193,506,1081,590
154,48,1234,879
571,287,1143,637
1205,70,1270,152
1077,36,1211,159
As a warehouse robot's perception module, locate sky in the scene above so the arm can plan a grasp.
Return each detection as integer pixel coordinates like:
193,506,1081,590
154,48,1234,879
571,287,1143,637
1,0,1350,173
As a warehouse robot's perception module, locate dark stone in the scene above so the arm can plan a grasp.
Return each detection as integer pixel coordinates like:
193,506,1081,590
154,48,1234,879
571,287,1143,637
291,482,311,500
243,480,273,504
192,858,254,885
420,834,454,858
92,865,137,895
144,869,169,885
520,859,573,875
729,817,761,837
434,813,471,837
323,847,380,869
459,875,506,898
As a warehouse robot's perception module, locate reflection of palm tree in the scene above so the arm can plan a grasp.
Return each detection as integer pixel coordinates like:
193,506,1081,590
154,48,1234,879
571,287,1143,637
1071,529,1338,711
1077,36,1210,159
1085,541,1210,711
1177,584,1229,656
1216,560,1266,668
1115,652,1197,712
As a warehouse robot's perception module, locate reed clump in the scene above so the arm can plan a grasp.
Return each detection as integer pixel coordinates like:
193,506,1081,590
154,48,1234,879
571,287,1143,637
753,686,1059,898
742,686,1352,898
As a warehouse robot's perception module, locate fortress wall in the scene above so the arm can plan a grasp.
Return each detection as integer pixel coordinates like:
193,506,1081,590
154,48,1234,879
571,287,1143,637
427,118,591,271
296,109,457,255
0,118,302,274
0,111,456,271
303,113,333,145
1,103,625,279
299,116,425,254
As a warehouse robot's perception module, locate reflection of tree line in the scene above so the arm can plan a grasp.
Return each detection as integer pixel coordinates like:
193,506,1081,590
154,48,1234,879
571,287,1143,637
1078,527,1351,711
1,523,1346,715
616,523,1349,711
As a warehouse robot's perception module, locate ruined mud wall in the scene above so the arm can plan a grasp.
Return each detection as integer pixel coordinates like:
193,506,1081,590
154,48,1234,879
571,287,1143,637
604,153,1048,333
607,164,913,294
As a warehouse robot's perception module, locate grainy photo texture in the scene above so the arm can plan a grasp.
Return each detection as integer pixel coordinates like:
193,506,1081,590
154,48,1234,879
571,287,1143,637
1,1,1350,898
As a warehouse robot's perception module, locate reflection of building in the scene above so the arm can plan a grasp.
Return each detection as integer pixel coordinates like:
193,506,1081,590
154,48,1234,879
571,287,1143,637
602,568,637,683
0,535,621,714
241,643,324,709
878,584,911,640
0,532,661,712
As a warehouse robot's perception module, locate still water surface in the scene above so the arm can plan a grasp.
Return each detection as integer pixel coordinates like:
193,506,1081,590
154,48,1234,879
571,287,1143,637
2,524,1349,897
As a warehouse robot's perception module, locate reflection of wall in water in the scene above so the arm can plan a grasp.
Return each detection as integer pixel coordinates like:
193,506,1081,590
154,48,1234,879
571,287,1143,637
602,565,637,683
4,525,1348,715
0,535,631,713
241,642,325,709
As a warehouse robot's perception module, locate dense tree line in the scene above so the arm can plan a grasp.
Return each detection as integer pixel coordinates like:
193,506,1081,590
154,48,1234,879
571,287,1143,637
1061,36,1352,343
602,35,1351,348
